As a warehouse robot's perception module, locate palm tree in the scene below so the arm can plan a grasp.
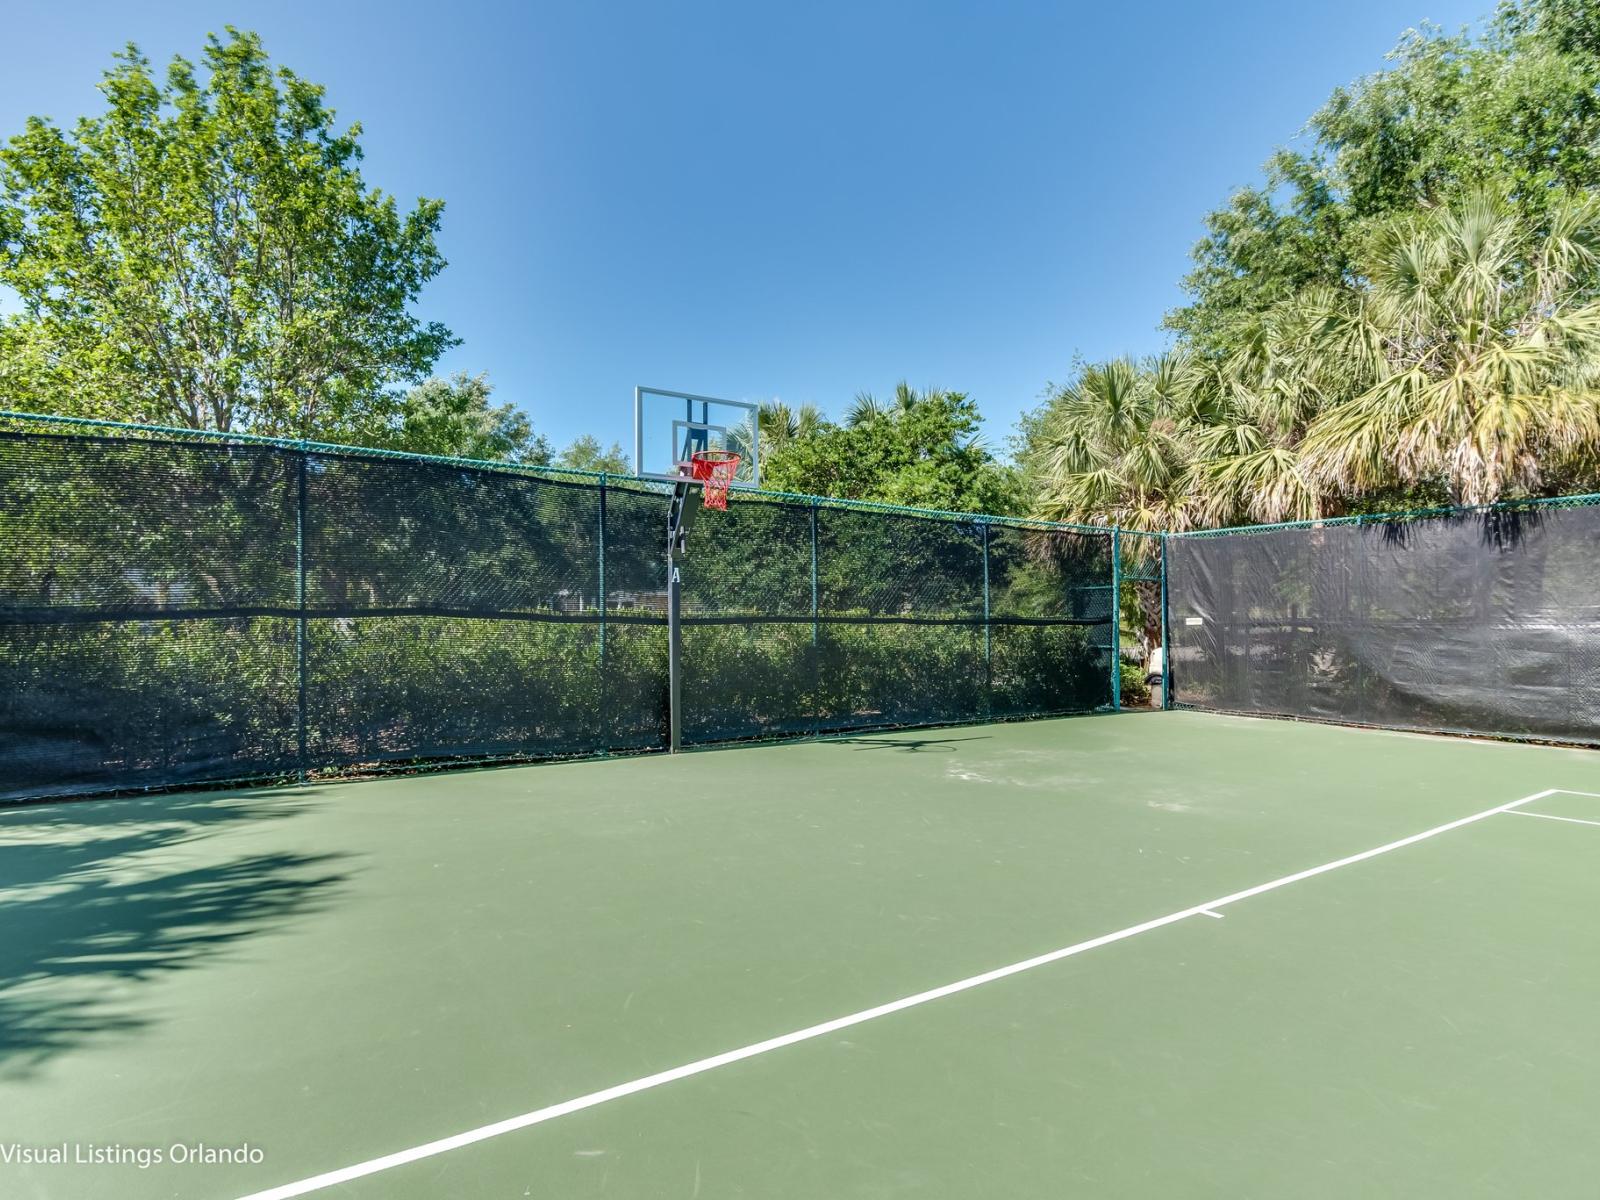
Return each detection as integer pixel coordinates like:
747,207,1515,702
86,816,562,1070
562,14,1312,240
1026,334,1338,538
846,382,941,427
1025,354,1206,655
1299,191,1600,504
1190,294,1339,525
845,391,887,426
726,400,827,481
757,400,826,446
1027,354,1201,535
1026,192,1600,568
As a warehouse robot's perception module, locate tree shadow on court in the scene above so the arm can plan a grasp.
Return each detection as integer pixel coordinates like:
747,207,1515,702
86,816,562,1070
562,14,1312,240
829,733,992,753
0,790,352,1079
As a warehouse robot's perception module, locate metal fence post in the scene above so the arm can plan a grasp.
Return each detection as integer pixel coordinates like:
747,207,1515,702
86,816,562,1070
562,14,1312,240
598,475,608,745
598,474,607,664
295,445,309,783
981,522,992,719
809,501,820,649
1160,532,1171,711
1110,525,1122,710
810,500,821,735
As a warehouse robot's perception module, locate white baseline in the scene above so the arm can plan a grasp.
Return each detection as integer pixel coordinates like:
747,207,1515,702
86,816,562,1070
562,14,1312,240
236,786,1563,1200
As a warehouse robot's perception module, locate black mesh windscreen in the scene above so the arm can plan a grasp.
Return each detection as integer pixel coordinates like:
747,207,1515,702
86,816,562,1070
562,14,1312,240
0,434,299,800
300,453,639,765
598,483,672,750
1167,505,1600,745
677,500,1114,743
0,429,1116,802
1,618,299,800
808,508,987,736
988,524,1116,716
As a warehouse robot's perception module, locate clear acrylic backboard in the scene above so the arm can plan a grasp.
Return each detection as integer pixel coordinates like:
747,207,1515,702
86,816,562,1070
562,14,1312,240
633,387,761,487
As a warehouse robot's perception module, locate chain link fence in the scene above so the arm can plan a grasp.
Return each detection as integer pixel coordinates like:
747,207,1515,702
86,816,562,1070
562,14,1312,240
0,419,1117,802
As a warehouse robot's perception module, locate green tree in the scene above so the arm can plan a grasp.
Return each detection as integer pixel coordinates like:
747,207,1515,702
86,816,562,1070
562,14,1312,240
1299,190,1600,504
764,385,1020,514
556,434,630,473
753,399,826,447
725,400,826,482
1167,1,1600,355
1019,355,1216,651
1026,191,1600,541
1026,0,1600,542
846,382,927,426
1021,356,1204,534
0,29,454,437
374,373,550,464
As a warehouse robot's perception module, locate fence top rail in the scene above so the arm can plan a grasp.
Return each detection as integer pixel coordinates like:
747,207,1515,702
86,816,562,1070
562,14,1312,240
13,410,1598,541
0,408,1110,536
0,408,612,483
1170,491,1600,540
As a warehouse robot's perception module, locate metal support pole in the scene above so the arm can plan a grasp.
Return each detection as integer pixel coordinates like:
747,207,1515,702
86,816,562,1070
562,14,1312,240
1160,533,1171,711
981,522,992,718
632,387,643,486
295,447,309,783
1110,526,1122,710
598,477,607,663
667,555,682,752
665,479,695,753
598,476,608,743
809,502,819,649
809,500,821,734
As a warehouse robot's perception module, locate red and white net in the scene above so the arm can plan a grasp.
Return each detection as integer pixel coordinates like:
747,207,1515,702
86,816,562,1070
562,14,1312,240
688,449,741,510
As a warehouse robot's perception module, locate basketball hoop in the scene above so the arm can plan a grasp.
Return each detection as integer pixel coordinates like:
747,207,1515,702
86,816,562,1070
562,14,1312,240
687,449,741,511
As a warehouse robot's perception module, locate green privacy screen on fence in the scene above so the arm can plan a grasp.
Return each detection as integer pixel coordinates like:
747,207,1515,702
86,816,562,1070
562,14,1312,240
1166,498,1600,746
0,422,1115,802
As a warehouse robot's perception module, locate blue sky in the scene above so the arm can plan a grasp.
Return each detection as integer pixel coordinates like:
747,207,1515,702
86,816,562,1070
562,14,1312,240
5,0,1486,461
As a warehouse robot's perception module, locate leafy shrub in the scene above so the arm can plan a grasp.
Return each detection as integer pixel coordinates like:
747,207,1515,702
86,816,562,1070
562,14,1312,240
1119,661,1152,707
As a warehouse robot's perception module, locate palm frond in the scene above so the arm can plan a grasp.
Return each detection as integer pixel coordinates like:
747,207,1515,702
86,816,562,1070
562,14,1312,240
846,391,884,426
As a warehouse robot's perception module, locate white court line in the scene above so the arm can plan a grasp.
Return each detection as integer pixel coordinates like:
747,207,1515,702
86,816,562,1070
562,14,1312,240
235,787,1562,1200
1551,789,1600,798
1199,909,1225,919
1508,809,1600,829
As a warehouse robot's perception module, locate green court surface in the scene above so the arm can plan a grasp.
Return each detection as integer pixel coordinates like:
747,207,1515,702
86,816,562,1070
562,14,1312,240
3,710,1598,1199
